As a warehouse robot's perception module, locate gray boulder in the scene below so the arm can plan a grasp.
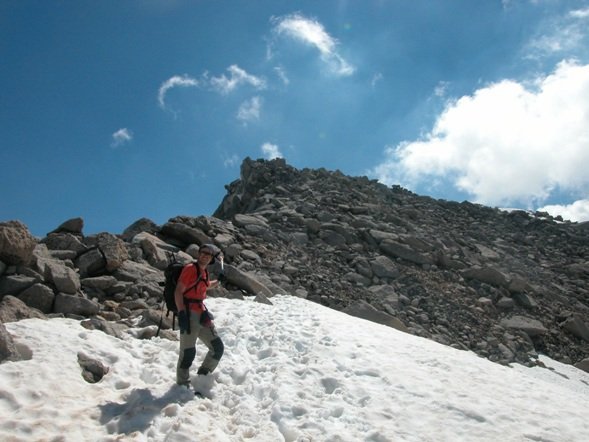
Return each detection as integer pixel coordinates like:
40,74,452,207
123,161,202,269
132,232,176,270
0,220,37,266
344,300,408,333
46,259,80,294
370,256,400,279
49,217,84,235
0,321,21,363
0,296,46,322
574,358,589,373
561,315,589,342
462,266,509,288
80,317,128,339
92,233,129,272
42,232,87,254
76,248,106,277
233,214,269,228
500,316,548,337
54,293,100,317
161,222,211,247
121,218,159,242
18,283,55,313
0,274,39,298
379,240,432,265
33,244,80,294
224,264,273,297
78,352,109,383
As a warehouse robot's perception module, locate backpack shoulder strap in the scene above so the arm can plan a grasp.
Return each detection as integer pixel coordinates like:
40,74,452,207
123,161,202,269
182,262,204,295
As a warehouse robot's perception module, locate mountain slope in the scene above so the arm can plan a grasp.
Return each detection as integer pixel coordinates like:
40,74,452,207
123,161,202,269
2,295,589,441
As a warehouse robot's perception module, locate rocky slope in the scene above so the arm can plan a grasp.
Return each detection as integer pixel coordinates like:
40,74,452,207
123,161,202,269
1,158,588,372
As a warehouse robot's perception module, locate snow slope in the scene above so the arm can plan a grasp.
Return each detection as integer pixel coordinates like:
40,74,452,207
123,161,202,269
1,295,588,441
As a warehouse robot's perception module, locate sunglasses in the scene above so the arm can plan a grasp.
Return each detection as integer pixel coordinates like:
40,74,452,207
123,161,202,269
199,250,213,257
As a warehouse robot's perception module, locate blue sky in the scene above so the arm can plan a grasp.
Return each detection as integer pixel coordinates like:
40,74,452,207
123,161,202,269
2,0,589,237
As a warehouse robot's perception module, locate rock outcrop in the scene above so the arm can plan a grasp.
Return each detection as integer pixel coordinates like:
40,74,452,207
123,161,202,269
1,158,588,373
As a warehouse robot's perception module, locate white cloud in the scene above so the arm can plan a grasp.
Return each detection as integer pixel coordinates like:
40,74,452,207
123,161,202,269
525,7,589,58
434,81,449,97
570,8,589,19
371,61,589,208
261,142,283,160
538,199,589,222
371,73,383,88
237,96,262,124
274,66,290,85
210,65,266,95
157,75,199,108
223,154,240,168
272,13,355,77
111,128,133,148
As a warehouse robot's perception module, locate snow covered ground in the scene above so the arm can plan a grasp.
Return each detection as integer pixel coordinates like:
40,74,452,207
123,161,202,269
1,295,588,442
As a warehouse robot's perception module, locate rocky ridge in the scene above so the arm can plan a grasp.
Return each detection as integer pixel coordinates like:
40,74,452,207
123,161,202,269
1,158,588,373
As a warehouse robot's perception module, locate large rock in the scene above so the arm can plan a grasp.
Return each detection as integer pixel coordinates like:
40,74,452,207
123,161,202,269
0,322,33,363
80,276,119,291
0,274,39,298
48,217,84,236
344,300,408,333
41,232,87,254
76,248,106,278
78,352,109,383
80,318,127,339
233,214,269,228
0,296,46,322
93,233,129,272
223,264,274,297
132,232,177,270
161,222,210,247
112,260,162,283
53,293,100,317
121,218,159,242
0,220,37,266
575,359,589,373
370,256,400,279
379,240,432,265
500,316,548,337
462,266,509,288
18,283,55,313
46,259,80,294
561,315,589,342
33,244,80,294
0,321,21,363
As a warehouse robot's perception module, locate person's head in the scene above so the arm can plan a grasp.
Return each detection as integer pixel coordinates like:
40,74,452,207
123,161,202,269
197,244,217,266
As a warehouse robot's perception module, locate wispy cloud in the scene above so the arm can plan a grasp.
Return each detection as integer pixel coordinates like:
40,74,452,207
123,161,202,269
371,73,383,88
157,75,199,109
272,13,355,77
524,6,589,59
209,65,266,95
274,66,290,85
570,7,589,19
237,96,262,124
261,142,283,160
111,128,133,148
371,61,589,211
434,81,449,98
223,154,240,168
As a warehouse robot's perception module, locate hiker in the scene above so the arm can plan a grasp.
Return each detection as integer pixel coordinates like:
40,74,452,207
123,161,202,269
176,243,225,386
